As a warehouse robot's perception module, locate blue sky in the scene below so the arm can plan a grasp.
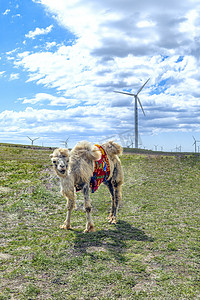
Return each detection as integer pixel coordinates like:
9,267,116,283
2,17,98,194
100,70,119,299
0,0,200,151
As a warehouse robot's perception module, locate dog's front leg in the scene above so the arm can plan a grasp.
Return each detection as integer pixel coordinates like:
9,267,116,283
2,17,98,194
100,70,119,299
82,183,95,232
60,191,75,230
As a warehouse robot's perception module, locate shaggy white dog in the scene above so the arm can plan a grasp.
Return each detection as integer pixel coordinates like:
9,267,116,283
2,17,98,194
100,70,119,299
50,141,123,232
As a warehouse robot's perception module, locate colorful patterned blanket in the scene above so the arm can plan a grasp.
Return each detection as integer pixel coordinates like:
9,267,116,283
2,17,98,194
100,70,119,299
90,144,110,193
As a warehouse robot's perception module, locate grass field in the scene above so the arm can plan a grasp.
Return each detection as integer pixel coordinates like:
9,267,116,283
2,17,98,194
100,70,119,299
0,144,199,299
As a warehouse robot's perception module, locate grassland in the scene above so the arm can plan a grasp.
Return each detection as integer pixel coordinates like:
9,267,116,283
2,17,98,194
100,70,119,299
0,144,199,299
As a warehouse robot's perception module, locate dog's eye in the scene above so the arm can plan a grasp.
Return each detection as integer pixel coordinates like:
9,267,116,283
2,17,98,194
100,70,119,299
53,160,57,164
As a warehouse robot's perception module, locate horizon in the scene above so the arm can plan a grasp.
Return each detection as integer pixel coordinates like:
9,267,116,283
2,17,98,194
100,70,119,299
0,137,199,154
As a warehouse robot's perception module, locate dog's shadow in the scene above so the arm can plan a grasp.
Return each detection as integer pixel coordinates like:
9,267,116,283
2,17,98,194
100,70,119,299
73,220,154,262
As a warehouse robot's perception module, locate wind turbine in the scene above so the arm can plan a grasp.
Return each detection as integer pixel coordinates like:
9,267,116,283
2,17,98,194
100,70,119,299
27,136,40,146
60,137,69,148
192,136,200,153
114,78,150,148
99,129,132,144
154,145,158,151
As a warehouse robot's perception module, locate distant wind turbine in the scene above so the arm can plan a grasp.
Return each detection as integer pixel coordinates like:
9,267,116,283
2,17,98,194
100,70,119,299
60,137,69,148
27,136,39,146
114,78,150,148
192,136,200,153
99,129,133,147
154,145,158,151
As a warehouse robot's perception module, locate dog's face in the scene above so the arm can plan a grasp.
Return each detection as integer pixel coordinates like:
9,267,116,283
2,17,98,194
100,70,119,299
50,148,69,176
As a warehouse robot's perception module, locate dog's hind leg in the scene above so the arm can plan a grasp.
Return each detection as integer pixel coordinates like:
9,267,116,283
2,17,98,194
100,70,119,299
82,183,95,232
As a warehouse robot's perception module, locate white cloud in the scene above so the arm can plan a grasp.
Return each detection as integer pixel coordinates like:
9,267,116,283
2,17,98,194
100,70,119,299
19,93,79,107
46,41,57,49
3,9,10,15
1,96,200,149
0,71,5,77
179,9,199,38
16,1,200,98
0,103,130,137
36,0,199,57
136,20,156,28
25,25,53,39
9,73,19,80
15,44,100,105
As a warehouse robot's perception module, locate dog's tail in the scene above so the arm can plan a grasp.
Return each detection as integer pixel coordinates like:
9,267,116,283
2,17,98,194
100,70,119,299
71,141,101,161
102,141,123,157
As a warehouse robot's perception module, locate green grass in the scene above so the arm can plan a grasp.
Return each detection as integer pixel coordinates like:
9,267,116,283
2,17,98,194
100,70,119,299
0,145,199,299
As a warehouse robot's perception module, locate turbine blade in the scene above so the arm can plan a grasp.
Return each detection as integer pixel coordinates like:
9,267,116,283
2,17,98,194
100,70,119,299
136,78,150,96
137,96,146,116
114,91,135,96
118,129,133,135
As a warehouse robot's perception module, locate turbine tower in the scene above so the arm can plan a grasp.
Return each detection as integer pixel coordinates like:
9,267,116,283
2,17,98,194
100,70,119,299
114,78,150,148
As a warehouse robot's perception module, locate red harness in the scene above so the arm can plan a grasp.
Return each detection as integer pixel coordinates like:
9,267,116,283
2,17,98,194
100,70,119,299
90,145,110,193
